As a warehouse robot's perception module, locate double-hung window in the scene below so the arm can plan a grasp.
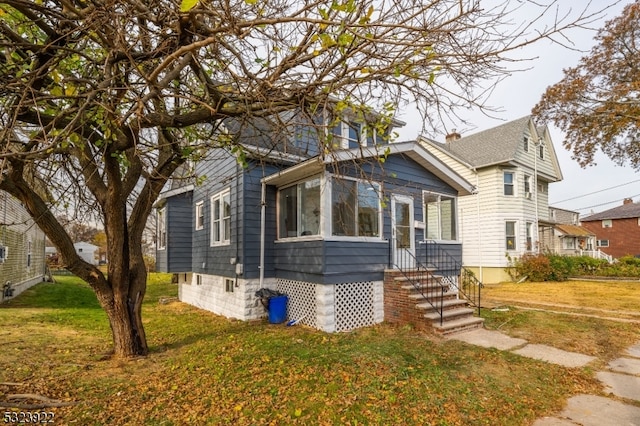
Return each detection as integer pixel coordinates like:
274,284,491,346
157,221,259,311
525,222,533,251
332,121,362,149
503,172,515,196
195,201,204,230
278,178,321,238
157,208,166,250
331,178,381,237
524,175,532,197
506,221,516,250
211,189,231,245
424,192,457,241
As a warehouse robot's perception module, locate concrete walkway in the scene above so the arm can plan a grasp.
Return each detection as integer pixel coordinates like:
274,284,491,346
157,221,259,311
448,330,640,425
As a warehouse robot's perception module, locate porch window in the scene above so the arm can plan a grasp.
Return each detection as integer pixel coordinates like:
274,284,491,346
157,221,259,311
157,208,166,250
424,192,457,241
211,189,231,245
503,172,514,196
563,238,575,250
332,178,381,237
505,221,516,250
195,201,204,230
278,177,321,238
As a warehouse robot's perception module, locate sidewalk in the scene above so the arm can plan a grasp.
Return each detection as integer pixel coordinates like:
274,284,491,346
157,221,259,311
447,330,640,425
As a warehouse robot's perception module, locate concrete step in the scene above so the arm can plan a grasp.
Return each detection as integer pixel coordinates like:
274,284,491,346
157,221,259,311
400,281,448,292
408,289,458,300
409,292,467,310
433,316,485,336
423,307,475,322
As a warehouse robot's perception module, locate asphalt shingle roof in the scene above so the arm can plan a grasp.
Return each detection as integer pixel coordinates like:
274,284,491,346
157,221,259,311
555,224,594,237
582,201,640,221
433,116,532,168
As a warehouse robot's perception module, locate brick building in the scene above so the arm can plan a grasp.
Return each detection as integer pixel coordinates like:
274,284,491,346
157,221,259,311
580,198,640,259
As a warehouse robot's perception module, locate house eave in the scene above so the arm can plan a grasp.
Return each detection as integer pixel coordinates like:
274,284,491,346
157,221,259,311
261,141,475,196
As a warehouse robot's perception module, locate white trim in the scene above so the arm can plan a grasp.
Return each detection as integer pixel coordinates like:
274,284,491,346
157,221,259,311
210,189,231,246
195,200,204,230
157,207,167,250
158,184,195,200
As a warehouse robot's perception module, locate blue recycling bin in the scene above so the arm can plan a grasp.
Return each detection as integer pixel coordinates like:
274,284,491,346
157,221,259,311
268,295,288,324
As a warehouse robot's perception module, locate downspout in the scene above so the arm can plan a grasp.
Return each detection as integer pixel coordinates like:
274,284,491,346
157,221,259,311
259,180,266,288
473,168,483,282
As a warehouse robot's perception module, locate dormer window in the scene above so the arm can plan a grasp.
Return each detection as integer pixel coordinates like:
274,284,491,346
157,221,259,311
330,116,391,149
523,135,529,152
332,121,362,149
538,143,544,159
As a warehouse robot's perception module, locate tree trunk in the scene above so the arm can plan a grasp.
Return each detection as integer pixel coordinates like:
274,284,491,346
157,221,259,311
95,269,148,358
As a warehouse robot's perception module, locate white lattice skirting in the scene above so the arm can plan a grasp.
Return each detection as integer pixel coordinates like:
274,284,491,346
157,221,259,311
178,273,384,332
277,279,384,332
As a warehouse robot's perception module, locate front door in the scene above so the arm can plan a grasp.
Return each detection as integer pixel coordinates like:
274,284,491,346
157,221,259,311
391,194,415,269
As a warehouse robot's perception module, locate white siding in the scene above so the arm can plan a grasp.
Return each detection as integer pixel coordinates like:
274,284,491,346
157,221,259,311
0,191,46,298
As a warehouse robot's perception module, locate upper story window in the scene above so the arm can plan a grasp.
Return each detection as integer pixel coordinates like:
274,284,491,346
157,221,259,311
424,192,457,241
157,208,166,250
211,189,231,246
538,181,547,193
503,172,515,196
602,219,612,228
332,121,362,149
523,135,529,152
538,143,545,159
278,177,321,238
195,201,204,230
332,178,381,237
330,118,391,149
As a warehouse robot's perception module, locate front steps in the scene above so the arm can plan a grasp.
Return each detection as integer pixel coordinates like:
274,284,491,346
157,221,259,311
384,269,484,335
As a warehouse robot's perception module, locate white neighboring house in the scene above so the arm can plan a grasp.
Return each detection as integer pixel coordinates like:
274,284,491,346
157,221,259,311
74,242,99,265
419,116,563,283
0,190,46,301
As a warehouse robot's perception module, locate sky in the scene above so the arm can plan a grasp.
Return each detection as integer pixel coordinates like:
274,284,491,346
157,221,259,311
394,0,638,218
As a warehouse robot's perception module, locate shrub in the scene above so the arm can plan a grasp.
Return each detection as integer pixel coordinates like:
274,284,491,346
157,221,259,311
506,253,640,282
506,253,554,282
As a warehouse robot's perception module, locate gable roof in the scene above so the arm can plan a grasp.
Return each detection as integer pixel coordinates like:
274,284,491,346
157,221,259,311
262,141,475,196
582,201,640,221
426,116,532,168
420,115,563,182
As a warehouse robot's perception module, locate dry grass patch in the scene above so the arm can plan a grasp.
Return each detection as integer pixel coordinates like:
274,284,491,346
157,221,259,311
0,275,604,425
482,280,640,363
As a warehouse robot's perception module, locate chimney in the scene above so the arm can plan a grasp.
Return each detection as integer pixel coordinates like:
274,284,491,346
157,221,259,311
623,198,634,205
445,129,461,143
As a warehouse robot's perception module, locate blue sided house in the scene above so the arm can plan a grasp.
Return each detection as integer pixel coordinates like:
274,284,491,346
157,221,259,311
156,111,483,334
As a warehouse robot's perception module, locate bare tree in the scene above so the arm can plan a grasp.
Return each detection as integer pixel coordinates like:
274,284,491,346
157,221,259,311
0,0,607,357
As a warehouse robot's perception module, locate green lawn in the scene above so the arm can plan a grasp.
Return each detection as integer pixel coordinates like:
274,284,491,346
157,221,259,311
0,275,620,425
